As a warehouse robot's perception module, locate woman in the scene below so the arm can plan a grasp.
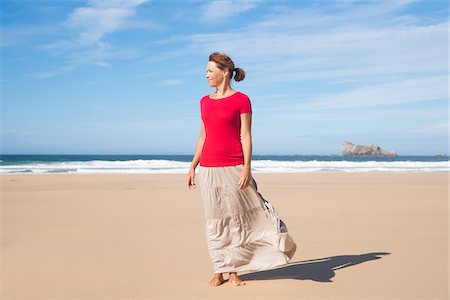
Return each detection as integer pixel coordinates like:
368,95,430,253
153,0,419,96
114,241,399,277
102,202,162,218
187,52,297,287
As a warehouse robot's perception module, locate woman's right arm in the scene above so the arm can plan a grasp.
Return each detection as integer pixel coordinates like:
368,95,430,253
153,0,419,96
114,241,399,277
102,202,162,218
187,121,206,190
190,120,206,170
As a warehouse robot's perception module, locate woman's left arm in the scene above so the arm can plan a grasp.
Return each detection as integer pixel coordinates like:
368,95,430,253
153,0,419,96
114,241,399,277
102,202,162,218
239,112,252,189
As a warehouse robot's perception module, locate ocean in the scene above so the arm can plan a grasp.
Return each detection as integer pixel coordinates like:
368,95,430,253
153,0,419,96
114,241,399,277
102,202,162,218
0,154,448,174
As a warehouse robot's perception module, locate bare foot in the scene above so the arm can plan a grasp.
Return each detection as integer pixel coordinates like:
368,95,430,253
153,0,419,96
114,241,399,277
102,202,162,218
208,273,225,287
229,272,246,286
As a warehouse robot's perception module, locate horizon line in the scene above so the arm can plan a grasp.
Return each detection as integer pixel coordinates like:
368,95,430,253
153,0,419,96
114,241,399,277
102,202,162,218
1,153,448,157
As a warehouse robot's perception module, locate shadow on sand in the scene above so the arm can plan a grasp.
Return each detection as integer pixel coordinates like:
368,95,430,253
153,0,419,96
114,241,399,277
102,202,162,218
240,252,390,282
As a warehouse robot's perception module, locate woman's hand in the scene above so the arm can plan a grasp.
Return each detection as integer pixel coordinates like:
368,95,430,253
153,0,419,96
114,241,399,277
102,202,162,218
187,168,196,190
238,167,251,190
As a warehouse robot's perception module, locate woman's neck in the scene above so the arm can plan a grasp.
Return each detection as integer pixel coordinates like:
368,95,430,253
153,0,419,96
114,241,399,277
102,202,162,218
215,84,234,98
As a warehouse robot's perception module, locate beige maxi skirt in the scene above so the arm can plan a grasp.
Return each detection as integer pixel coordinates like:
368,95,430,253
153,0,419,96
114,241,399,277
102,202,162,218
198,164,297,273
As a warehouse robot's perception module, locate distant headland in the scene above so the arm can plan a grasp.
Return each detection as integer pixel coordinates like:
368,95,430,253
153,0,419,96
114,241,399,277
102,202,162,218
341,141,397,156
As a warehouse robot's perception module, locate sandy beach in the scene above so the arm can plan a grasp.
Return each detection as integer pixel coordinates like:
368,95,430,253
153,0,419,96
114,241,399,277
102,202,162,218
1,172,448,299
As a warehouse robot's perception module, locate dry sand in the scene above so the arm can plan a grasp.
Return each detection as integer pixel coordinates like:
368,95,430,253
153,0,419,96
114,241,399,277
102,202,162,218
1,172,448,299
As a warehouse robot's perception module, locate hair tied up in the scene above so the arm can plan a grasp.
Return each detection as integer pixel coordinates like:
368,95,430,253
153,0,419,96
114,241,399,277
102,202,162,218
233,67,245,82
209,52,246,82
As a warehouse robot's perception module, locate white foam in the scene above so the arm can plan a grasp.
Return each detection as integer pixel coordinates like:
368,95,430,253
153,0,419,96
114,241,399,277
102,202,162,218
1,159,449,174
251,160,450,172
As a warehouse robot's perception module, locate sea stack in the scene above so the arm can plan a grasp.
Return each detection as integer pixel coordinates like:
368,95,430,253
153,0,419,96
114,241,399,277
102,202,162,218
341,141,397,156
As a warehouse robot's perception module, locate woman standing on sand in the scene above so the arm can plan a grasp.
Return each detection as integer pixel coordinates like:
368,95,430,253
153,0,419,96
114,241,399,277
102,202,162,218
187,52,297,287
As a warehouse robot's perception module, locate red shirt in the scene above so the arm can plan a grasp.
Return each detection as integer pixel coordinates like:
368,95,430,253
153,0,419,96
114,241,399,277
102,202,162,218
199,92,252,167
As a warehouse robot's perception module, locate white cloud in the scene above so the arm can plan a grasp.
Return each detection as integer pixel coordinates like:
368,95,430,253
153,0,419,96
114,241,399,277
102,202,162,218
32,41,137,78
30,64,78,79
33,0,149,78
66,0,149,44
0,26,56,47
416,122,449,134
186,21,447,82
308,75,448,109
94,61,111,67
67,7,134,44
250,75,447,114
262,106,447,123
175,0,448,109
201,0,260,22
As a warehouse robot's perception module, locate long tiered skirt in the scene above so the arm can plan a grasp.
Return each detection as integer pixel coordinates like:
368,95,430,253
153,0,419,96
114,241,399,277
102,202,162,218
198,164,297,273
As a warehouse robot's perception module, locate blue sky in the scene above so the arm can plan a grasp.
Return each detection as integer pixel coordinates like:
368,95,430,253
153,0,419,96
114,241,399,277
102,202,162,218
1,0,448,155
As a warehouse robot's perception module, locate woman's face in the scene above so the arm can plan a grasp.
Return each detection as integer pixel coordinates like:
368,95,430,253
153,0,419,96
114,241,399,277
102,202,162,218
206,61,227,88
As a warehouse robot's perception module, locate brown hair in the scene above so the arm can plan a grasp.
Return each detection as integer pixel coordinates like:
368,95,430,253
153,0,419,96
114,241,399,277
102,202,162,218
209,52,246,82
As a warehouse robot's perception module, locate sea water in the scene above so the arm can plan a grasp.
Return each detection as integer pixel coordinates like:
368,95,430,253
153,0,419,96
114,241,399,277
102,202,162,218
1,154,448,174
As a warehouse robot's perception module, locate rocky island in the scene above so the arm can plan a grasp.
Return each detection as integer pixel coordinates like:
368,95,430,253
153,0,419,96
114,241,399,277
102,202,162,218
341,141,397,156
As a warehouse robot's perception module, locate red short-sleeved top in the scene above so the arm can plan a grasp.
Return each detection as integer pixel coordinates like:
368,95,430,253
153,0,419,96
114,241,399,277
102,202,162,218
199,91,252,167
